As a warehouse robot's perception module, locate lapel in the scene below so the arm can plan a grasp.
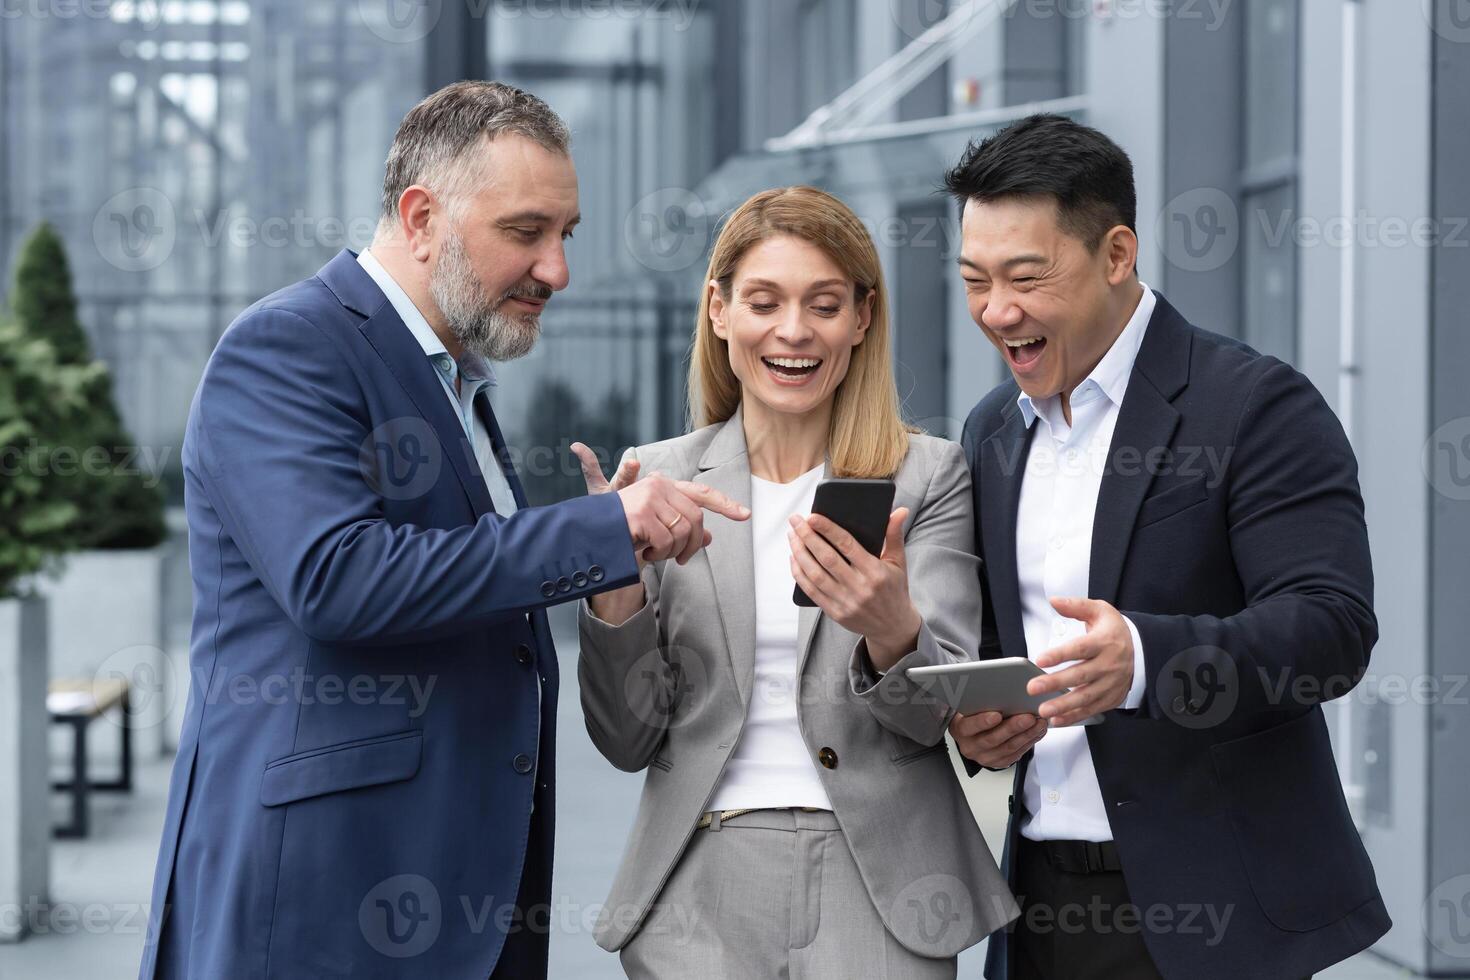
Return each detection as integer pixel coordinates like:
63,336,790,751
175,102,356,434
794,455,834,679
474,390,529,512
318,249,496,521
695,406,833,705
978,400,1035,659
1088,291,1192,604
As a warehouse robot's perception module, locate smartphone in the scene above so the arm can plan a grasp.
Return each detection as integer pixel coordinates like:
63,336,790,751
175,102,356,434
792,478,896,607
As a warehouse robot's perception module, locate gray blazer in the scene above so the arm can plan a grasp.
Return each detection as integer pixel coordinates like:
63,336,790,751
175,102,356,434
577,407,1019,958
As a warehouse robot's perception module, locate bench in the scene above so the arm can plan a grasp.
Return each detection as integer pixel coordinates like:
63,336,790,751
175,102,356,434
47,677,133,839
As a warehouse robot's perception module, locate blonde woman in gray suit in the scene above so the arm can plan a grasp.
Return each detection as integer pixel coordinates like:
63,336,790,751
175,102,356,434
572,186,1018,979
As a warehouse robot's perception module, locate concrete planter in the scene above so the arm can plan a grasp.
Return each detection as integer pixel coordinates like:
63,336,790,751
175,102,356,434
0,594,50,942
40,547,174,765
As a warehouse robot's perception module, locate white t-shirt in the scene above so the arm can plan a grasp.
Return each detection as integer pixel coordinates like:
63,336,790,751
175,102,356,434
707,462,834,813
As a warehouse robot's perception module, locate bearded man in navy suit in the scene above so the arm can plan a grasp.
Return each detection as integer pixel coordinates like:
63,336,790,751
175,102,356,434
140,81,747,980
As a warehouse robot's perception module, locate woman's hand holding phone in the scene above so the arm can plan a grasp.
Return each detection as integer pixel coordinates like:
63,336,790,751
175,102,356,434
786,507,921,673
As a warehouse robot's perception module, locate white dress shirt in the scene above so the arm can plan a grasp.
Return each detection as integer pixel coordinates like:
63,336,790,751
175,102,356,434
707,462,834,812
356,248,519,518
1015,285,1154,843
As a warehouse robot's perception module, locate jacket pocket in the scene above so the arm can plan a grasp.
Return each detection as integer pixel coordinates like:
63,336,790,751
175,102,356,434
1210,711,1377,931
260,729,423,807
1134,476,1208,529
892,741,947,767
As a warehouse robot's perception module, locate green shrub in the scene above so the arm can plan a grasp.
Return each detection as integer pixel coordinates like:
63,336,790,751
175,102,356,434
9,223,166,550
0,318,102,597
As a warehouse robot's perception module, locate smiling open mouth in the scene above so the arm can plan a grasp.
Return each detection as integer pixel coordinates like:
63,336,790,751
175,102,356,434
1003,336,1047,368
761,356,822,384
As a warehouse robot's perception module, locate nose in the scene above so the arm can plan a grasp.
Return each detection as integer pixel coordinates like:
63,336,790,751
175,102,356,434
532,239,570,293
774,304,815,345
981,285,1024,332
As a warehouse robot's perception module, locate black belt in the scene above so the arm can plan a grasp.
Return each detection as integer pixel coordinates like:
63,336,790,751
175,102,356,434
1023,837,1123,874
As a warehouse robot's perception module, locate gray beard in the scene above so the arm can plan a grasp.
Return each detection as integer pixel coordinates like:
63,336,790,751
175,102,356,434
429,227,541,363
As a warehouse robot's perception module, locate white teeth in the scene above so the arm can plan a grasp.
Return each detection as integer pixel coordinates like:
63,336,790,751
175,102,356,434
764,357,822,368
1003,337,1043,347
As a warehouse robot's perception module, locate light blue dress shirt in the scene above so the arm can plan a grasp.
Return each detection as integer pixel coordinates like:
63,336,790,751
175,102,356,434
356,249,541,805
356,248,520,518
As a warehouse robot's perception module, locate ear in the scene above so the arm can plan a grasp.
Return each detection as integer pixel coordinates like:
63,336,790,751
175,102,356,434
708,280,729,341
852,286,874,346
1102,224,1139,286
398,185,438,262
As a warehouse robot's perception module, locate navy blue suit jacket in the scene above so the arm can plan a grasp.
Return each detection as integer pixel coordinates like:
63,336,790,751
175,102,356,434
140,249,639,978
962,291,1390,980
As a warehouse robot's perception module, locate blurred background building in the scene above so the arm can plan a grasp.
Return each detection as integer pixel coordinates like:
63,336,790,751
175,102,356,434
1,0,1468,976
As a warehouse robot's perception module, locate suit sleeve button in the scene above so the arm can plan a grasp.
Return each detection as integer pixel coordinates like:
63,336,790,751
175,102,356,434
556,576,572,593
540,581,556,599
818,747,838,770
572,571,589,588
588,565,605,583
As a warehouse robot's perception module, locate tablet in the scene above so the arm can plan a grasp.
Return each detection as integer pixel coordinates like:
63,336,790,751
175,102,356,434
906,658,1062,717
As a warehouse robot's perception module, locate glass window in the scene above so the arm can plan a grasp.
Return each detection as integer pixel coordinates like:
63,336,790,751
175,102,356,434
1245,0,1299,170
1241,0,1300,362
799,0,857,118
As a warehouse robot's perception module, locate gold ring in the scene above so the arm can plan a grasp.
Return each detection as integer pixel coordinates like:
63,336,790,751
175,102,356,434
664,514,684,530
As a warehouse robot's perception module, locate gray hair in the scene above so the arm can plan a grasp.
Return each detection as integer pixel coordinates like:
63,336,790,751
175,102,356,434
378,80,571,233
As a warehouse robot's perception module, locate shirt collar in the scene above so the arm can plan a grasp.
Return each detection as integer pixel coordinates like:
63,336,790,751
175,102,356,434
1016,283,1155,429
356,248,497,389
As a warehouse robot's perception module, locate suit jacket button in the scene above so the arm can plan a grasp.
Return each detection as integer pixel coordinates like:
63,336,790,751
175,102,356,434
572,571,589,589
588,565,605,583
556,576,572,594
513,754,533,774
818,747,838,770
514,643,532,664
540,581,556,599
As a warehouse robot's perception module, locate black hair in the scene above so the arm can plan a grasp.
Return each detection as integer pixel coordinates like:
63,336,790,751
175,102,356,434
942,114,1136,251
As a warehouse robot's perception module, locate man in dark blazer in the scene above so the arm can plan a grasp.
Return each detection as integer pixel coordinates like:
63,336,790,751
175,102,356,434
139,81,746,980
944,115,1390,980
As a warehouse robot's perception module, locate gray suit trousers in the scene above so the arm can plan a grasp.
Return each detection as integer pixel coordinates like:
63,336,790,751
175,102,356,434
620,808,959,980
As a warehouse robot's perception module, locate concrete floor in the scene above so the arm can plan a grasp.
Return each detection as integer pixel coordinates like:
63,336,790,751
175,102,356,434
0,606,1419,979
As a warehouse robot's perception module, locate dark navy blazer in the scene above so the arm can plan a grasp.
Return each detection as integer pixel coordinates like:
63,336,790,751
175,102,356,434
140,249,639,978
962,292,1390,980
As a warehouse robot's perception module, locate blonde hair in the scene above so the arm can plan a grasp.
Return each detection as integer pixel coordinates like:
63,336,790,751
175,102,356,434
689,186,915,478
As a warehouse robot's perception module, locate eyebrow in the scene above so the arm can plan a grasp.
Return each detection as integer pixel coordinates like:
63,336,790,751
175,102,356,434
956,254,1047,271
498,210,581,228
741,277,847,290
